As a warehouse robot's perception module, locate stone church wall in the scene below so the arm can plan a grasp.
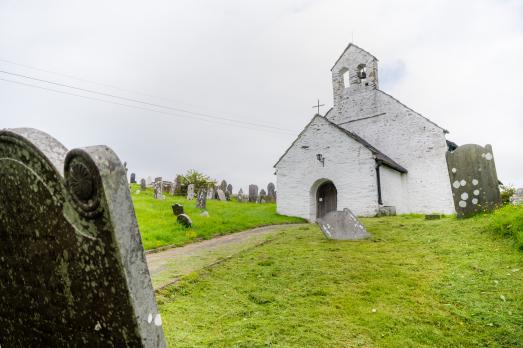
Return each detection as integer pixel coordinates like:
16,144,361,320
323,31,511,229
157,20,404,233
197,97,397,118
334,91,455,214
276,116,378,221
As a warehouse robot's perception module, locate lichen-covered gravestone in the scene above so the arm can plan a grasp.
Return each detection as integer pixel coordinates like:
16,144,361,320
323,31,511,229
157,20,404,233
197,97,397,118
446,144,501,218
248,184,258,203
216,189,226,201
0,128,165,347
186,184,195,200
196,188,207,209
317,208,370,240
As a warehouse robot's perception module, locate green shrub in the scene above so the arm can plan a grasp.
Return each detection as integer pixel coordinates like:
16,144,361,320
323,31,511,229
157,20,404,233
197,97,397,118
500,184,516,205
487,204,523,250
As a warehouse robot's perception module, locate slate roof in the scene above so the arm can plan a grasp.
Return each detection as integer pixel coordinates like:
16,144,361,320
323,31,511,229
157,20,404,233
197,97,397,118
274,114,407,174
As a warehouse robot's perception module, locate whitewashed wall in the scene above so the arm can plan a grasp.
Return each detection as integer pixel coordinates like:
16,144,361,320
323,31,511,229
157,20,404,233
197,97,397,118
379,165,407,213
275,116,379,221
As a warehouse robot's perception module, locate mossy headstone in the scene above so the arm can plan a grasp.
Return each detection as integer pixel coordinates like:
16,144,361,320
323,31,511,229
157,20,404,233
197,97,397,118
0,128,166,347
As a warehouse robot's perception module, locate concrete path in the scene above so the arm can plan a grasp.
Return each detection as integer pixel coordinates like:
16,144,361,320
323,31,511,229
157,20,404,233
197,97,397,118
146,224,305,290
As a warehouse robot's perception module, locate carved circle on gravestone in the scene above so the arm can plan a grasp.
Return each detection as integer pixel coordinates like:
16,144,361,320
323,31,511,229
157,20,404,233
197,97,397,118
65,151,102,217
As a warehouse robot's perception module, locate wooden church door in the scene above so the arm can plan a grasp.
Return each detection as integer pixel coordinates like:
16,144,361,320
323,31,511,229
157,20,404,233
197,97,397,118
316,182,337,218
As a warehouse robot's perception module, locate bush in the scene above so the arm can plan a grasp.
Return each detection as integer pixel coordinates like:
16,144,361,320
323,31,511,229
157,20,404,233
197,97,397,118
487,204,523,250
177,169,216,195
500,184,516,205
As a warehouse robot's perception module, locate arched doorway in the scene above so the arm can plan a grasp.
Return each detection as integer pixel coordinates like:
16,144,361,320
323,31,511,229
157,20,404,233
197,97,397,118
316,181,337,218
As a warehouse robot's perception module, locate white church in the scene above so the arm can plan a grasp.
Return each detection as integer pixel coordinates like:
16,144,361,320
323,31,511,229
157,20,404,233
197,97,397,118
274,43,456,221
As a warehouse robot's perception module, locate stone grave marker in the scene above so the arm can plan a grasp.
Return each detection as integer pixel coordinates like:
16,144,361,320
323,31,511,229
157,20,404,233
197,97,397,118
140,178,146,190
0,128,166,347
173,175,183,195
317,208,371,240
172,203,184,216
446,144,501,218
237,188,244,202
206,186,215,199
146,176,153,186
267,182,276,202
220,180,227,193
226,184,233,195
248,184,258,202
196,188,207,209
177,214,192,228
216,189,226,201
153,179,164,200
130,172,136,183
259,189,267,203
186,184,195,200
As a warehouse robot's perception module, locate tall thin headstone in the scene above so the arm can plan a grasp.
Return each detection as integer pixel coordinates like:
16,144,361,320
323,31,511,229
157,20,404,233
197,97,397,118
0,128,166,347
196,188,207,209
187,184,195,200
248,184,258,203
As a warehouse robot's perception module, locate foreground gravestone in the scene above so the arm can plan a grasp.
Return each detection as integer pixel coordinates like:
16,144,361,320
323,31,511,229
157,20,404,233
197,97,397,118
317,208,371,240
172,203,184,216
0,128,165,347
248,184,258,202
140,178,147,190
196,188,207,209
446,144,501,218
187,184,195,200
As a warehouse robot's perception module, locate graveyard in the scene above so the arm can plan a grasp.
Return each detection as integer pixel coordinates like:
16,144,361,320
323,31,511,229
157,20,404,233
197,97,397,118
130,184,303,250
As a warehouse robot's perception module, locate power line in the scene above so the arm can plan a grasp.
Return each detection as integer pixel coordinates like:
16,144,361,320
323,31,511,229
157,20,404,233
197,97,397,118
0,68,292,133
0,77,295,136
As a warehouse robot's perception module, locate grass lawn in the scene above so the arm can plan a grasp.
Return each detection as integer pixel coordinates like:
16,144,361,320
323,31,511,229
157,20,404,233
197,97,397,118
130,184,304,250
157,211,523,347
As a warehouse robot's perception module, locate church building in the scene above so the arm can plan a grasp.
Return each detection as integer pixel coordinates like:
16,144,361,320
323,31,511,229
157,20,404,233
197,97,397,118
274,43,456,221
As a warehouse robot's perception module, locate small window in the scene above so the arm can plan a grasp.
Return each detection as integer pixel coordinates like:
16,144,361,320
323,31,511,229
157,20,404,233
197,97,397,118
357,64,367,80
341,68,350,88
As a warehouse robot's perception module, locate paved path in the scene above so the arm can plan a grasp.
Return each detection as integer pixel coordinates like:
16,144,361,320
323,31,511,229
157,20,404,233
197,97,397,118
146,224,306,290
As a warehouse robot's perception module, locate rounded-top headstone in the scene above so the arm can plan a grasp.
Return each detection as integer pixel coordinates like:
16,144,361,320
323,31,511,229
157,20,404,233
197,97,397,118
177,213,192,228
172,203,184,216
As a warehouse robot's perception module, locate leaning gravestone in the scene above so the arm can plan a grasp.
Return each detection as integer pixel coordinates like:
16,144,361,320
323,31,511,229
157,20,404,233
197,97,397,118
196,188,207,209
187,184,195,200
446,144,501,218
317,208,371,240
248,184,258,202
140,178,147,190
0,128,165,347
177,214,192,228
130,172,136,183
216,189,227,201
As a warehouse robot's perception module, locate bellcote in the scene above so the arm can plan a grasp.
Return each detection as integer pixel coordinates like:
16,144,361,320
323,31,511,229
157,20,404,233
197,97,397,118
331,44,379,107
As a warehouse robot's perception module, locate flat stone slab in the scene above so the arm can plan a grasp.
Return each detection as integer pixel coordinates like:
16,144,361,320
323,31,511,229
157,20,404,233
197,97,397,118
317,208,371,240
0,128,165,347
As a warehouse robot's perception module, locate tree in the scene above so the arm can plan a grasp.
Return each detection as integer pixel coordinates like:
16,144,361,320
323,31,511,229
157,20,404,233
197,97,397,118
500,184,516,205
179,169,216,194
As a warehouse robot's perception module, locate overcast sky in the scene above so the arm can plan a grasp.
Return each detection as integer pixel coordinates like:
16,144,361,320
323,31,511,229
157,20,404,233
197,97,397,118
2,0,522,191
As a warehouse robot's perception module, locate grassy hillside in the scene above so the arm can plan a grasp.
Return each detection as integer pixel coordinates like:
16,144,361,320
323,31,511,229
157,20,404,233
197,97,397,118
157,211,523,347
130,184,304,250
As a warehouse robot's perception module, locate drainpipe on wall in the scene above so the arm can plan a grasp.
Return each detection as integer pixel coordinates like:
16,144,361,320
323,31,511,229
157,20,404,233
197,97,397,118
376,162,383,205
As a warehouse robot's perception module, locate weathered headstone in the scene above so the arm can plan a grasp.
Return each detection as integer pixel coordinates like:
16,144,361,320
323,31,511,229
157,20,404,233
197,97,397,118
130,172,136,183
225,191,231,201
267,182,276,202
153,178,164,200
172,203,184,216
317,208,371,240
226,184,233,195
177,214,192,228
187,184,195,200
220,180,227,193
0,128,166,347
237,188,244,202
248,184,258,203
206,186,215,200
140,178,146,190
259,189,267,203
446,144,501,218
216,189,226,201
146,176,153,186
511,188,523,205
196,188,207,209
